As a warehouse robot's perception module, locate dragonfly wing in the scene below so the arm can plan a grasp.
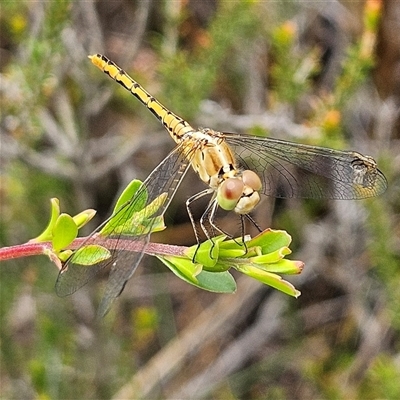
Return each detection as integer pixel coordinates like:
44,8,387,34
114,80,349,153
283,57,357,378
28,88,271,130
225,134,387,199
55,143,192,316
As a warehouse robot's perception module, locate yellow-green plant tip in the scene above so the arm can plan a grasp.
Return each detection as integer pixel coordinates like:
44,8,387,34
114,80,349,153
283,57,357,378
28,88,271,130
51,198,60,207
52,213,78,251
72,209,96,229
30,197,61,242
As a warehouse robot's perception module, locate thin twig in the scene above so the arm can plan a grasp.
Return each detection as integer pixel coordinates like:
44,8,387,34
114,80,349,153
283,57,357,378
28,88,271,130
0,238,187,264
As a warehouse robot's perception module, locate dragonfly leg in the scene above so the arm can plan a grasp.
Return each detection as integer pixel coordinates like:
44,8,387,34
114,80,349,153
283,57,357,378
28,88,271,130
201,197,258,260
244,213,263,233
204,200,240,241
186,188,235,262
186,188,213,245
200,199,221,241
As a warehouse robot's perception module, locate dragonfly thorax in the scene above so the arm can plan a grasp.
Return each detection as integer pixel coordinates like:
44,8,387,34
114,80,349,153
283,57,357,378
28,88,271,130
188,128,263,215
189,129,237,188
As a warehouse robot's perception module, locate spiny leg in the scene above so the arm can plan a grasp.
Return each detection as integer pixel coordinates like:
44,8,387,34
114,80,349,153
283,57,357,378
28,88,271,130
186,188,214,249
199,199,221,241
203,200,240,241
244,213,263,233
186,189,236,262
200,197,250,258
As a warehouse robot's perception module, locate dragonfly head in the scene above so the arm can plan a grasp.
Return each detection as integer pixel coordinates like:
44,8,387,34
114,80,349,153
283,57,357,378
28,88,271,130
216,170,262,214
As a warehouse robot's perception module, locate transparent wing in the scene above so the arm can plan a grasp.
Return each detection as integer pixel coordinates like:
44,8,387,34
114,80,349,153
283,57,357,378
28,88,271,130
55,143,191,316
224,134,387,199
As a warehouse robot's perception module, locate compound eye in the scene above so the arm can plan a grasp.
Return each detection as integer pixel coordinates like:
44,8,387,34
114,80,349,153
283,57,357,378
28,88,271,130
217,178,244,211
242,170,262,191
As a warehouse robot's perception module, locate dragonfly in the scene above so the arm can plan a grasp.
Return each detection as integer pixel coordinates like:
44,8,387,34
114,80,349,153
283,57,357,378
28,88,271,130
55,54,388,316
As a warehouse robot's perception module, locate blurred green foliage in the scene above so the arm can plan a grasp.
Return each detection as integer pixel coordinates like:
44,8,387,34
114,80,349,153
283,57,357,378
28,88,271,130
270,20,313,105
159,1,263,118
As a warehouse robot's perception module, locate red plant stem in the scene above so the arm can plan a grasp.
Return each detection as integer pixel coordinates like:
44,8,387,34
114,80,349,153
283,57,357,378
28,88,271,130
0,237,188,262
0,242,53,260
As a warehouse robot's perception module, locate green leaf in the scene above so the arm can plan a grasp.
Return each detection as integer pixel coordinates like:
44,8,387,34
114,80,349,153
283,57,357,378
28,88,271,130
52,213,78,251
30,199,96,245
195,270,236,293
158,255,236,293
157,256,202,285
113,179,144,214
157,228,302,297
123,193,167,235
101,180,145,235
246,229,292,254
101,185,167,236
30,198,60,242
70,244,111,266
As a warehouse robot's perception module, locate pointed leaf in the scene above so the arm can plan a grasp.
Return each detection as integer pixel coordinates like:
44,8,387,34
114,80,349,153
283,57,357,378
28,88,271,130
101,191,167,236
252,258,304,275
101,180,146,235
158,255,236,293
125,193,167,234
157,256,202,285
113,179,144,214
195,270,236,293
238,264,300,297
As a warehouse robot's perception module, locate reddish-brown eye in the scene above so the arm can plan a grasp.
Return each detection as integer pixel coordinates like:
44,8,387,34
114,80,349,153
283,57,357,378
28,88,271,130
222,178,244,200
217,178,244,210
242,170,262,191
